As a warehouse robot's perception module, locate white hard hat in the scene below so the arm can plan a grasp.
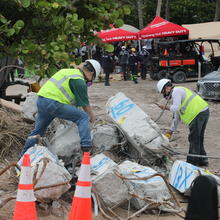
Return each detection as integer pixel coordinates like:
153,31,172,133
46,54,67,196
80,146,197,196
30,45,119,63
122,46,126,49
142,46,147,49
85,59,101,79
157,79,171,93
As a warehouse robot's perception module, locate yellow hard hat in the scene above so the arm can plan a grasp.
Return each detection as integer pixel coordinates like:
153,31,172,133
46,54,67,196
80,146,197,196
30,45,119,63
131,48,136,52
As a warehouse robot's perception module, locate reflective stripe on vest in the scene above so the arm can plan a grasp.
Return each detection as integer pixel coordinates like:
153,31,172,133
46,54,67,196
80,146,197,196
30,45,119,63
49,74,83,105
179,92,197,115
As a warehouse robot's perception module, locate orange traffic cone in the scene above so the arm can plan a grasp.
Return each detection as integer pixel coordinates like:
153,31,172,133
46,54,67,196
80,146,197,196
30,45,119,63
69,152,92,220
13,154,37,220
164,49,168,56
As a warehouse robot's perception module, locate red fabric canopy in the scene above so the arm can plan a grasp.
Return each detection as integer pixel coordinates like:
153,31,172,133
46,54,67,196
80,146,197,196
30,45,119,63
139,16,189,39
97,28,138,43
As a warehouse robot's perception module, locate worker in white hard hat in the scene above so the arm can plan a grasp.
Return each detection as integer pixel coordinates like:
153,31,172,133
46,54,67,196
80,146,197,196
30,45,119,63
20,59,101,157
156,79,209,167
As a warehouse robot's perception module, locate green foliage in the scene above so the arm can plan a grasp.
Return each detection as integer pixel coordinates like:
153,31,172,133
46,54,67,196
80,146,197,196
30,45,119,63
0,0,128,77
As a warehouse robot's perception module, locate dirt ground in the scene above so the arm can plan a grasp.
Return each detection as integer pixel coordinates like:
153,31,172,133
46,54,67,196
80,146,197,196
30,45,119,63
1,75,220,219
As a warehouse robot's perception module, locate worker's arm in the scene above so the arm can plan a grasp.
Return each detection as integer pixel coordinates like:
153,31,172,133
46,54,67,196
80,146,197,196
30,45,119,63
69,79,96,123
170,112,180,132
82,105,96,123
169,88,186,131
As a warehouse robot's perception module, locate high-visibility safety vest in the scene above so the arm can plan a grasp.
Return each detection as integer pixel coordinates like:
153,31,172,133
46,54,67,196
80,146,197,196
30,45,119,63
176,86,208,125
37,69,85,105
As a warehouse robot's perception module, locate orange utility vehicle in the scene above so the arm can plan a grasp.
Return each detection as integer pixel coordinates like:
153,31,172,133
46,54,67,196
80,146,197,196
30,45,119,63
149,39,220,83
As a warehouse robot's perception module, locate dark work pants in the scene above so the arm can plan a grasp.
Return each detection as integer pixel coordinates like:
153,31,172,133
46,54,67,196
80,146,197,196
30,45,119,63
104,68,111,85
129,65,138,83
141,63,147,80
187,109,209,165
121,64,128,80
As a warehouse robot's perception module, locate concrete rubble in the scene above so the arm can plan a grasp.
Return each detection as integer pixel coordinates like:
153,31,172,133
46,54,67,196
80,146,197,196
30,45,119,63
117,160,172,210
169,160,220,204
21,92,38,122
91,153,130,207
91,122,119,151
106,92,169,164
17,145,72,203
19,92,183,215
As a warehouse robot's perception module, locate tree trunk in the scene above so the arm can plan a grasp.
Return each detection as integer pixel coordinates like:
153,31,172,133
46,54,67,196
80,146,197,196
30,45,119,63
137,0,144,29
156,0,163,17
214,0,220,21
165,0,170,20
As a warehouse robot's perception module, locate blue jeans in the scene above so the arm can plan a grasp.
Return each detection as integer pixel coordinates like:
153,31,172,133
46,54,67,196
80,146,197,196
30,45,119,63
20,96,92,157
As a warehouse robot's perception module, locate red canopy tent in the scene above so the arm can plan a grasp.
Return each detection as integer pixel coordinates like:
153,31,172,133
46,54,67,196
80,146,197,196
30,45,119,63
139,16,189,39
97,27,138,43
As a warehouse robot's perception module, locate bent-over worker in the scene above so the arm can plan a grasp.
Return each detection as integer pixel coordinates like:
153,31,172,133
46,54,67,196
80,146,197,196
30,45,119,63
20,59,101,157
156,79,209,166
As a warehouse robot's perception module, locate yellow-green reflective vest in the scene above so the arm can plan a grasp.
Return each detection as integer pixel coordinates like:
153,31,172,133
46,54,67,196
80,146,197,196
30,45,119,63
37,69,84,105
176,86,208,125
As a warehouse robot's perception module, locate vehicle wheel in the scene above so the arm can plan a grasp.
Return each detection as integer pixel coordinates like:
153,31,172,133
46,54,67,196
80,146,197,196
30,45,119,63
157,70,167,80
150,72,158,80
173,71,186,83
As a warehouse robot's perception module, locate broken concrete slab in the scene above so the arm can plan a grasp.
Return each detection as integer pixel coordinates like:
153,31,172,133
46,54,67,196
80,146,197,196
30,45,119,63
169,160,220,203
106,92,169,156
91,153,130,208
34,159,71,203
48,122,81,163
92,123,119,151
18,145,71,203
117,160,171,209
91,153,117,178
21,92,38,122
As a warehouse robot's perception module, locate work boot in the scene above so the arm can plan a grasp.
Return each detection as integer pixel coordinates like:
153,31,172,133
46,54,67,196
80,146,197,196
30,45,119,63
81,146,92,153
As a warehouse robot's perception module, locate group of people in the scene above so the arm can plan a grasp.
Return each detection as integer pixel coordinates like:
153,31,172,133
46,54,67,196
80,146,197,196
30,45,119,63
101,45,152,86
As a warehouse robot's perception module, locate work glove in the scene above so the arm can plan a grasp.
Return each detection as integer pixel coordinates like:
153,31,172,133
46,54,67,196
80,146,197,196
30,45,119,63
164,130,173,139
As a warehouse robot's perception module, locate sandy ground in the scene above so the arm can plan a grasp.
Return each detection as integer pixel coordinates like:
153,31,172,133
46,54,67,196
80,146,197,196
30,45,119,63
1,75,220,219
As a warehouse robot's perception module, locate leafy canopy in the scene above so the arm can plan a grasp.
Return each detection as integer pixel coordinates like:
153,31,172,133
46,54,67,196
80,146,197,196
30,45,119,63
0,0,130,77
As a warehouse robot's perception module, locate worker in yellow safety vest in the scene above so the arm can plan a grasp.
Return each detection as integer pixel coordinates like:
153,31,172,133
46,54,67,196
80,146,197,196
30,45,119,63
20,59,101,157
156,79,209,167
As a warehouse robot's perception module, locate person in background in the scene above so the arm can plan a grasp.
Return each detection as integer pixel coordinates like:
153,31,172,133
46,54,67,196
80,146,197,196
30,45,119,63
101,50,114,86
20,59,101,157
128,48,138,84
156,79,209,167
118,46,129,81
138,46,151,80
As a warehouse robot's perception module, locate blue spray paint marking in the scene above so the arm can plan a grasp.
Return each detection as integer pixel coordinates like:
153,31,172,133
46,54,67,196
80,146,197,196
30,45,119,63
111,99,135,119
178,168,193,190
92,157,111,170
172,162,201,191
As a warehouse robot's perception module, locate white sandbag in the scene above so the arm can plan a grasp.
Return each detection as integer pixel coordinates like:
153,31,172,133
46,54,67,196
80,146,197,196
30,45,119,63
106,92,169,155
92,123,118,151
118,160,171,209
21,92,38,122
18,145,71,203
91,153,130,207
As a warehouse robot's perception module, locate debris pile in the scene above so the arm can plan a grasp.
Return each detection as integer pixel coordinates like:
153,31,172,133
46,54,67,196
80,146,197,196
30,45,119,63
1,92,219,219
